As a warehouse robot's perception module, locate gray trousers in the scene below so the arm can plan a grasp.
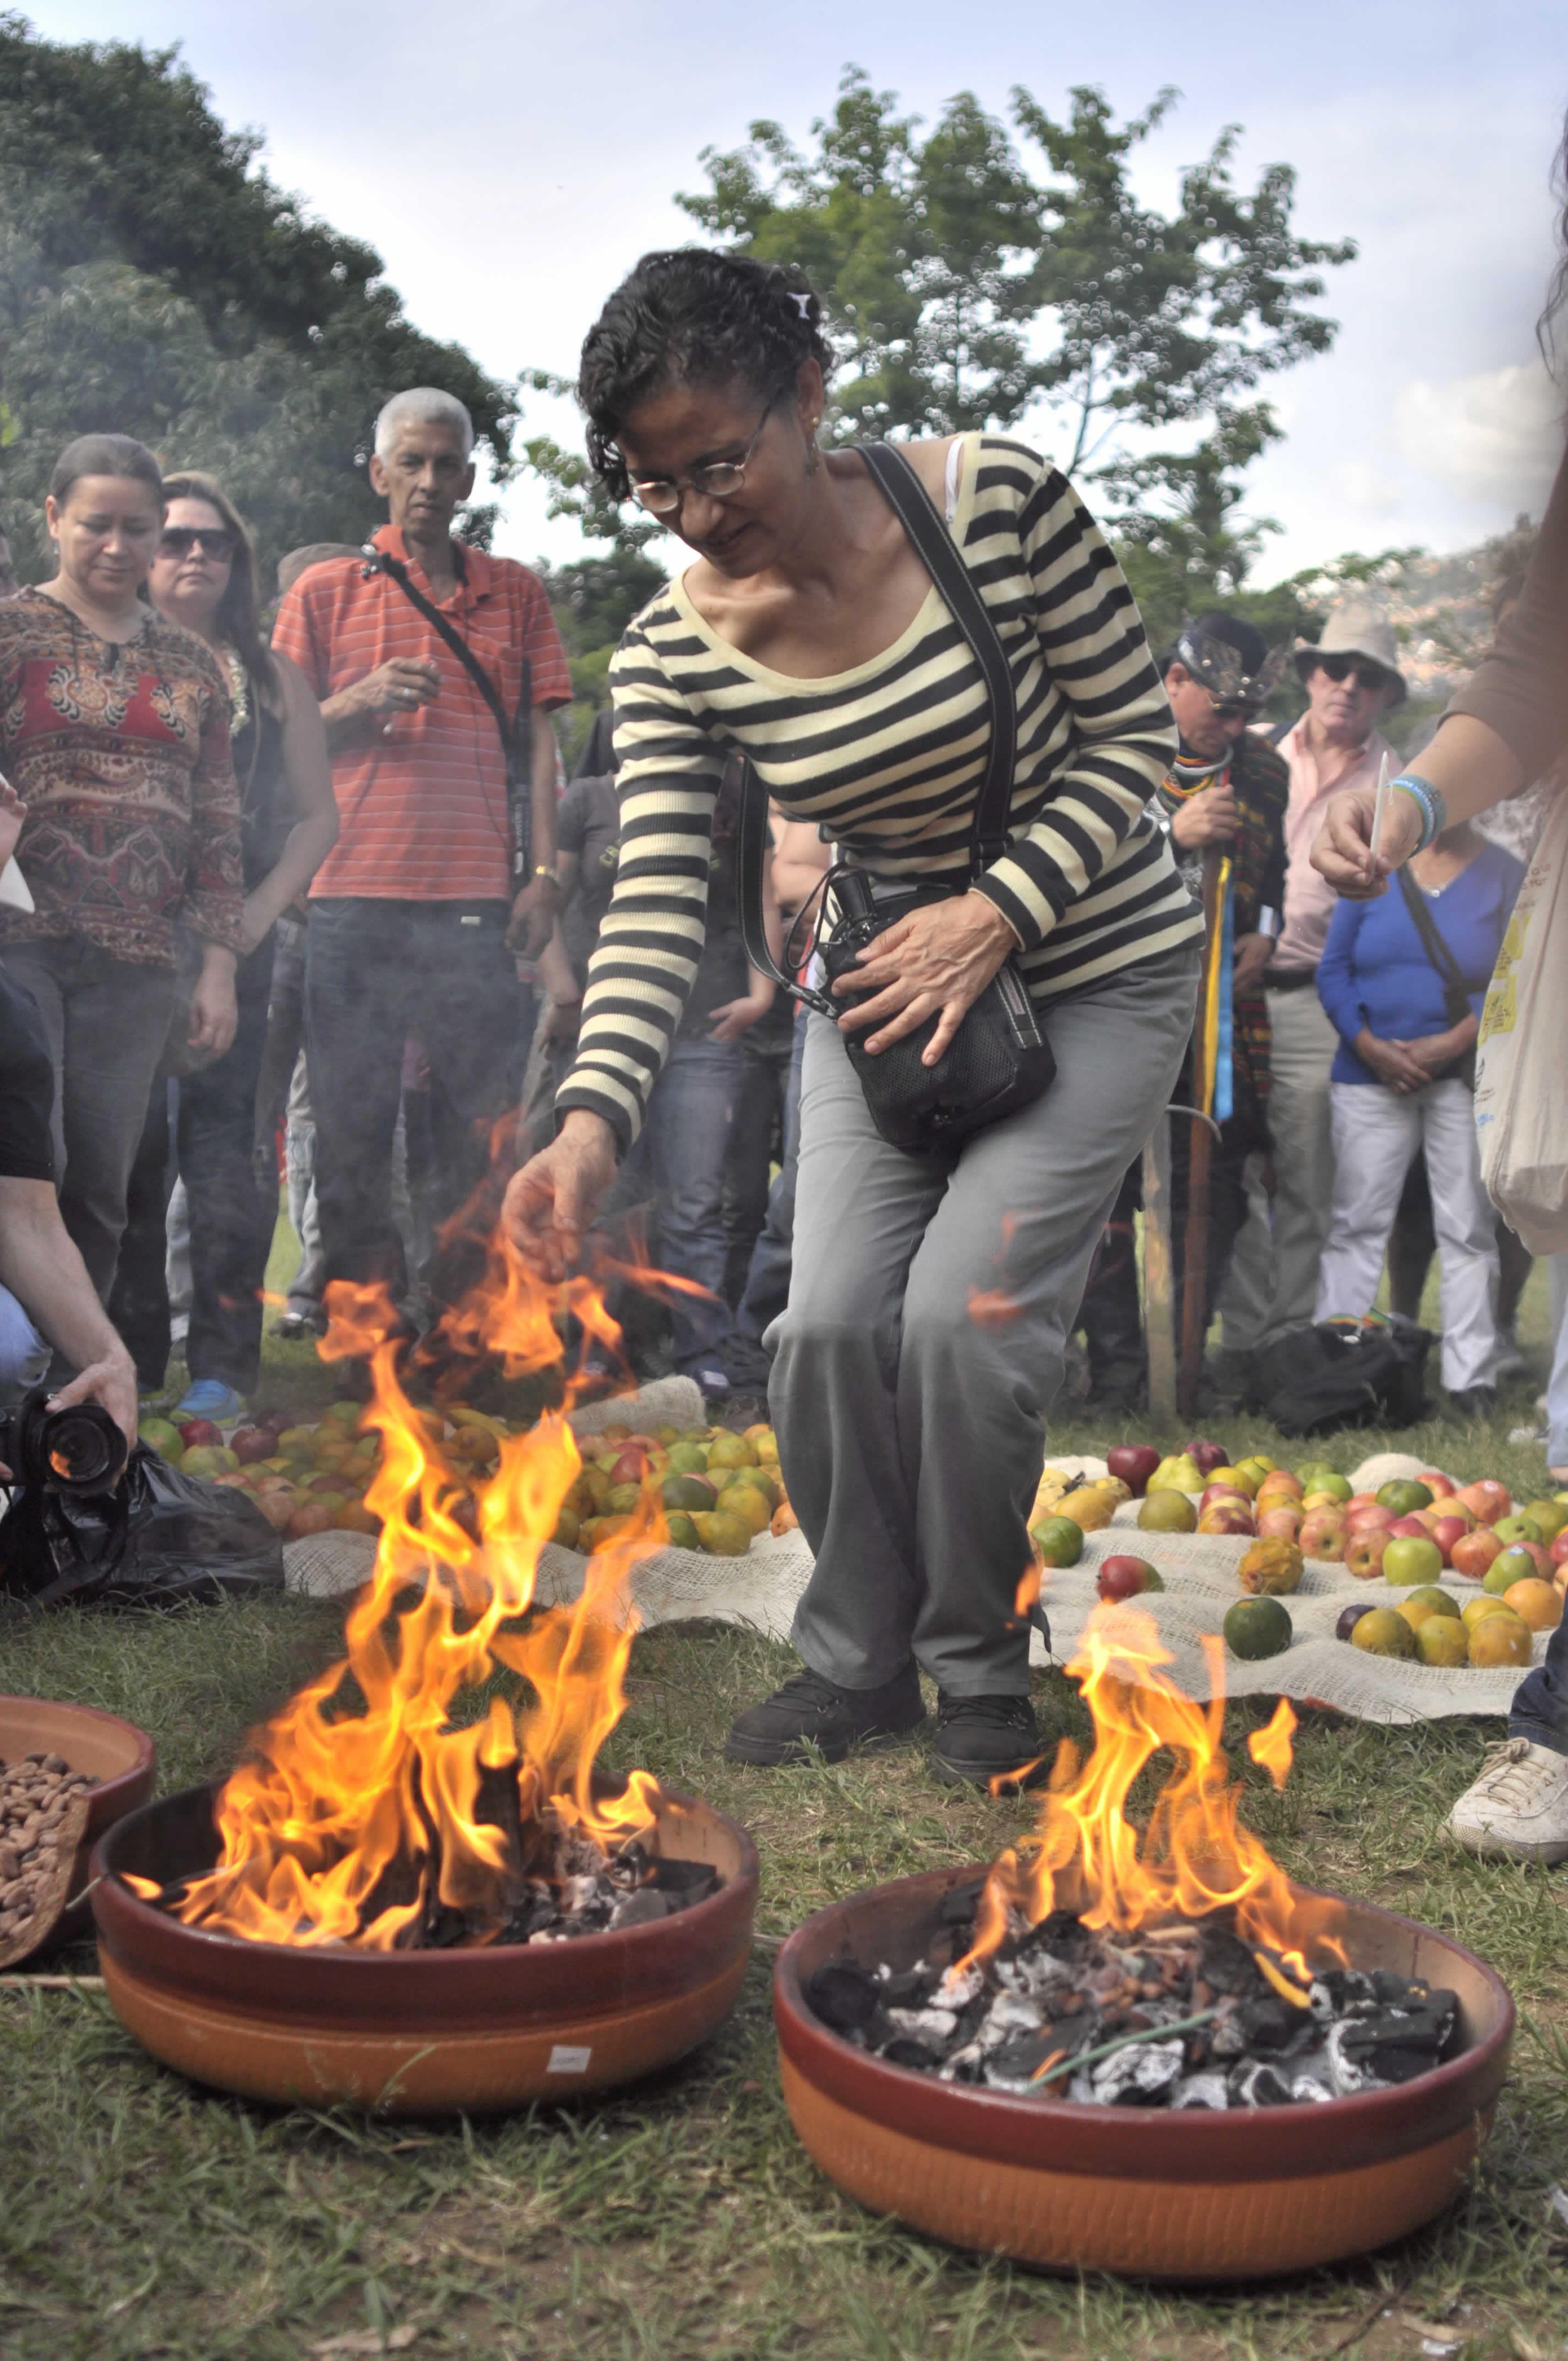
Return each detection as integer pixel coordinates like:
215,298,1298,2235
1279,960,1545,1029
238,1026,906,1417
0,938,176,1302
1217,985,1338,1353
772,946,1200,1698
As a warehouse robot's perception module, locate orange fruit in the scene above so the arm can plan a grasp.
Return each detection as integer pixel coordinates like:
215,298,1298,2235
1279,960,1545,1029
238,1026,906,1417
1467,1612,1533,1667
1502,1577,1561,1633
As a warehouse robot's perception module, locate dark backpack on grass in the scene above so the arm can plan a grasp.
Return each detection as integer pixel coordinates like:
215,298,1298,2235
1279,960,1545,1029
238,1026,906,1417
1251,1317,1434,1438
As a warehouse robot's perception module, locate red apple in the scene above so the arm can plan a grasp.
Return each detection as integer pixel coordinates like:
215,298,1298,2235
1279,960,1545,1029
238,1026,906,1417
1200,1481,1250,1511
1386,1515,1431,1542
1450,1528,1504,1581
1346,1504,1395,1535
608,1445,654,1487
1197,1499,1255,1537
1550,1530,1568,1569
1299,1509,1349,1562
1456,1479,1511,1527
1344,1528,1391,1579
176,1416,224,1448
1417,1469,1457,1498
1345,1493,1380,1516
1106,1444,1162,1498
1097,1555,1164,1601
1184,1439,1229,1478
230,1426,274,1465
1256,1505,1305,1542
1429,1516,1471,1567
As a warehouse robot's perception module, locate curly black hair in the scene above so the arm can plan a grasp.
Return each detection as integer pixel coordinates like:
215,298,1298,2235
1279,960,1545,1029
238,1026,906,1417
578,248,834,500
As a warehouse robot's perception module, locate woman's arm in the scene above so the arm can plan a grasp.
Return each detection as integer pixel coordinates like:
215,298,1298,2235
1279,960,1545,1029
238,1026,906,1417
708,840,781,1041
236,654,340,954
1310,716,1527,896
182,662,245,1056
1314,899,1366,1045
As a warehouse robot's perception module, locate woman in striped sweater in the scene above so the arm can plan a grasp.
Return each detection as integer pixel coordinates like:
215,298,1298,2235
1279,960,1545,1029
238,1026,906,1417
504,251,1202,1788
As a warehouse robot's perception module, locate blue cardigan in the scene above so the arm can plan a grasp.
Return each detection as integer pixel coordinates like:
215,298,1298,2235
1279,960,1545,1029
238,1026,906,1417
1317,840,1523,1084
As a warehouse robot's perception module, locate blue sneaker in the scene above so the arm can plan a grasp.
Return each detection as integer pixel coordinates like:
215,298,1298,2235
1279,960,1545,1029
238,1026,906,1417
173,1378,247,1425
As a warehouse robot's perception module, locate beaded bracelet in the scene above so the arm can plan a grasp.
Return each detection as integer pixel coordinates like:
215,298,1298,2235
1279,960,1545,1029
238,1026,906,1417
1390,773,1447,855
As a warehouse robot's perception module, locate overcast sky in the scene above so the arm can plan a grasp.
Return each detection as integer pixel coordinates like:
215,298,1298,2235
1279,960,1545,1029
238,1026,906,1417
34,0,1568,584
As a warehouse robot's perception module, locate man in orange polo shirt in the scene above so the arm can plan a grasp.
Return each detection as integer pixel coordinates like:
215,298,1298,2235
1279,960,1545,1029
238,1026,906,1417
273,388,571,1319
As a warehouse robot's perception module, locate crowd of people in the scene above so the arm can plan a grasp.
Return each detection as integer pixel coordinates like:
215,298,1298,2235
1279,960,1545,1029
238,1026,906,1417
0,231,1564,1846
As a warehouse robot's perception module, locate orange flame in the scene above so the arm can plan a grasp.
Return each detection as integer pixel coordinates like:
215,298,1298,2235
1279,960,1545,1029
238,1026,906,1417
1246,1699,1298,1793
165,1246,666,1950
959,1608,1341,1975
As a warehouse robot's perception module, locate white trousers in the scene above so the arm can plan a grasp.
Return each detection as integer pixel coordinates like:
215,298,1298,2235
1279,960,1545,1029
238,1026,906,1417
1216,987,1338,1352
1315,1077,1500,1392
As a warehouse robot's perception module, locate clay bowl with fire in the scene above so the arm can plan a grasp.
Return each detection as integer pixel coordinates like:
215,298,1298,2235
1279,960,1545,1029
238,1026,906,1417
775,1612,1512,2283
91,1267,758,2114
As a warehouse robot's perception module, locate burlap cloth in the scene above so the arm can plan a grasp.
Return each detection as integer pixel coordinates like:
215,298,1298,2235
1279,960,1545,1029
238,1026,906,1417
282,1389,1542,1726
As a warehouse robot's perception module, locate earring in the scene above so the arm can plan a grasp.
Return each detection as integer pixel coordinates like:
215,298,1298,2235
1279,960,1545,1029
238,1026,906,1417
804,420,821,475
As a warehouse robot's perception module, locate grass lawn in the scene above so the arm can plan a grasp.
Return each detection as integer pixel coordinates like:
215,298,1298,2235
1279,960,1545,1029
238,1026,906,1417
1,1256,1565,2359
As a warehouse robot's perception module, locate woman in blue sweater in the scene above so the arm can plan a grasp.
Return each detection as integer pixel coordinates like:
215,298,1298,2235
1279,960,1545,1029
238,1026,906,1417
1315,821,1523,1411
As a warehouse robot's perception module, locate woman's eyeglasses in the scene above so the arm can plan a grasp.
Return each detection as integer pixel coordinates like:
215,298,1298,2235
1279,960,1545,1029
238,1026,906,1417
1314,654,1388,693
627,400,778,516
159,527,235,561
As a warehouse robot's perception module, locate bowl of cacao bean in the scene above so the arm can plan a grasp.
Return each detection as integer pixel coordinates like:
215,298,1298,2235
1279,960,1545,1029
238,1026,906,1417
0,1698,156,1961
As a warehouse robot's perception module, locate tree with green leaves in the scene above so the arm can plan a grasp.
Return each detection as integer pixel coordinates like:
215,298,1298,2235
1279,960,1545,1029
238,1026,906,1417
0,14,514,580
526,66,1355,637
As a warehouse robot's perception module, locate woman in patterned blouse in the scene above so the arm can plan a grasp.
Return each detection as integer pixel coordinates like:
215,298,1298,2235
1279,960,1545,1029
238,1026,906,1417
0,433,243,1308
504,253,1201,1791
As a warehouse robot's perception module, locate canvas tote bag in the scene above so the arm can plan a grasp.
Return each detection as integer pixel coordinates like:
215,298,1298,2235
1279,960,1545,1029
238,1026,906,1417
1473,787,1568,1251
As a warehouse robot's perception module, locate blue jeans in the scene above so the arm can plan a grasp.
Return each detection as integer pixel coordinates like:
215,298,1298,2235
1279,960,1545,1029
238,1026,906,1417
1510,1254,1568,1757
735,1005,807,1347
305,899,526,1304
619,1032,744,1374
0,1285,49,1404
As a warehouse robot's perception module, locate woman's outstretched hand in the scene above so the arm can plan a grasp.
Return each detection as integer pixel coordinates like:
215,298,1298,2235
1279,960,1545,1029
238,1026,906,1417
502,1109,618,1281
834,891,1017,1064
1312,784,1424,900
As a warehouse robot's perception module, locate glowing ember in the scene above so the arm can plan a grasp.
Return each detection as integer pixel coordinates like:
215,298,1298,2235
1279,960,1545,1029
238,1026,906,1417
150,1251,677,1951
957,1607,1343,1981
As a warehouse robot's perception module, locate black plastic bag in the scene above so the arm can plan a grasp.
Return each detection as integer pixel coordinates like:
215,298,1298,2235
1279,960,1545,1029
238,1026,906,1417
0,1440,284,1608
1251,1316,1434,1438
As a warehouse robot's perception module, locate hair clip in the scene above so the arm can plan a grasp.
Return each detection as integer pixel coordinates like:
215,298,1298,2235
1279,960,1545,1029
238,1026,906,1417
790,293,813,320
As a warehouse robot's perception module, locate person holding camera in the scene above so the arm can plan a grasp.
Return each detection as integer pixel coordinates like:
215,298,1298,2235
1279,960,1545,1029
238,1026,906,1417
503,250,1201,1790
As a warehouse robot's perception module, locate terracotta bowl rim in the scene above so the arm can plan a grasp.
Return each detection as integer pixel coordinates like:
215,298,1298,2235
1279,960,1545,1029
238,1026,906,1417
774,1864,1514,2182
92,1775,759,1994
0,1692,157,1815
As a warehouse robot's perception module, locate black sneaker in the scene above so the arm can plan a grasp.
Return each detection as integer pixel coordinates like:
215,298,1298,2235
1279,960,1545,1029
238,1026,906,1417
725,1663,925,1766
1445,1385,1499,1422
932,1691,1045,1791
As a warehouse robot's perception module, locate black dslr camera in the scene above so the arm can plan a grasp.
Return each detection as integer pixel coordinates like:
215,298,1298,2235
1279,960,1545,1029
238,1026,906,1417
0,1385,128,1497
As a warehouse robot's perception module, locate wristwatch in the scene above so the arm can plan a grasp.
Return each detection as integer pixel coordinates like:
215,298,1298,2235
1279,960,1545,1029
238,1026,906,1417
531,862,563,890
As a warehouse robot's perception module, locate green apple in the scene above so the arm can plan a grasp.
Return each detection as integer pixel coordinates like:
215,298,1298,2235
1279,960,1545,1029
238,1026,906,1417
1382,1533,1444,1587
1493,1514,1544,1549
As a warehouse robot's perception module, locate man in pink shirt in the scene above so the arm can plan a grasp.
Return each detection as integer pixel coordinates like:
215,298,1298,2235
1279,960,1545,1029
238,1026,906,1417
1215,606,1404,1365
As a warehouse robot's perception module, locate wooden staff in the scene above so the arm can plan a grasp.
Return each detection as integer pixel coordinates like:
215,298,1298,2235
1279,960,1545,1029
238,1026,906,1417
1141,1114,1177,1422
1177,845,1227,1419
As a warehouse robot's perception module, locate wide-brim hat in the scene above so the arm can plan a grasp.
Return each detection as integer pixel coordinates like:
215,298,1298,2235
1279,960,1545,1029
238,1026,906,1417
1293,602,1407,705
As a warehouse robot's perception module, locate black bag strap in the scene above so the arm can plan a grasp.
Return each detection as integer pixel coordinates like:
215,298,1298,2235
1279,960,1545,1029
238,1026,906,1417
738,439,1016,1009
1394,865,1482,1025
362,546,532,876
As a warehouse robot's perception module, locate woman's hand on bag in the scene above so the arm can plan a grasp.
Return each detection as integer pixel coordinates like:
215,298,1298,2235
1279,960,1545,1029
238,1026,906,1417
188,945,238,1058
1354,1026,1429,1095
1313,785,1423,899
501,1109,618,1280
833,890,1018,1064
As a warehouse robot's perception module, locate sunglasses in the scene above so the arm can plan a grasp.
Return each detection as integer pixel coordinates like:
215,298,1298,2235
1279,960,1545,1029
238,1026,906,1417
159,526,235,561
1313,654,1388,693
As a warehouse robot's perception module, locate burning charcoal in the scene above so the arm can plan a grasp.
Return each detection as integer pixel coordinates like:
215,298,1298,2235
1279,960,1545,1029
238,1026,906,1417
1327,1993,1457,2092
610,1889,670,1929
1091,2036,1186,2107
1309,1967,1379,2023
985,2014,1095,2092
1199,1921,1265,1995
935,1961,986,2011
1289,2072,1333,2104
880,1965,940,2010
808,1960,881,2034
1228,2060,1297,2107
880,2036,946,2071
938,1880,986,1929
885,2005,960,2046
1234,1994,1311,2055
1172,2071,1231,2110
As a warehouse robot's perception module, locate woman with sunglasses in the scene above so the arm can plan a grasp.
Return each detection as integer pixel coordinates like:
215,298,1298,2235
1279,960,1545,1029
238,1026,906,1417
111,474,338,1422
0,434,243,1325
504,249,1203,1792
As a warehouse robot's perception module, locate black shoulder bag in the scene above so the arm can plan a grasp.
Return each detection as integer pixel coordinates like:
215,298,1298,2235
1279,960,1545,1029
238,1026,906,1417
1393,866,1485,1088
362,547,533,885
737,442,1054,1154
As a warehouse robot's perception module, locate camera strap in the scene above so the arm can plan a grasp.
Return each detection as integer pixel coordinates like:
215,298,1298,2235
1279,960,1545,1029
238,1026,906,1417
738,439,1017,1011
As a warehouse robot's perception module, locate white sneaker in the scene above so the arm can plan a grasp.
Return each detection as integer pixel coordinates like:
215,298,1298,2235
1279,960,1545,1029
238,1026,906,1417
1446,1739,1568,1864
